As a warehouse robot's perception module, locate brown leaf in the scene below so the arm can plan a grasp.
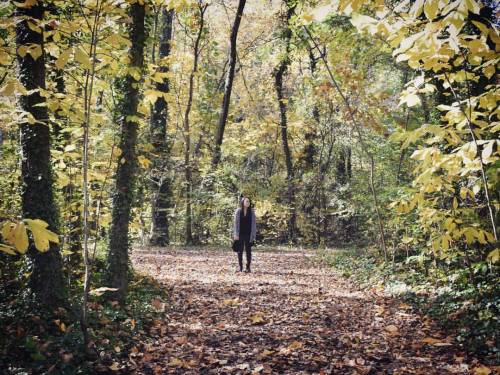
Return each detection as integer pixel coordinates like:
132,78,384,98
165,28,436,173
108,362,120,371
384,324,398,334
151,298,166,312
249,312,266,324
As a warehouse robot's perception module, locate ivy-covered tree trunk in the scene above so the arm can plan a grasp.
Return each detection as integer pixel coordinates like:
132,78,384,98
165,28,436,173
211,0,246,167
15,0,66,307
107,2,146,301
149,8,174,247
273,0,297,244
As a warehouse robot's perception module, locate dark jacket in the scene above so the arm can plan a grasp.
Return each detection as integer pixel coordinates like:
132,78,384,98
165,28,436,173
233,208,256,242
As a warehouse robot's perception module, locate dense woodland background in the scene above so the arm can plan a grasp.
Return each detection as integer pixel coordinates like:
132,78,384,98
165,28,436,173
0,0,499,372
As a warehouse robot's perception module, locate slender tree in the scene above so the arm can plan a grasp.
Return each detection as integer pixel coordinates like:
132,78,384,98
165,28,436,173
150,7,174,246
211,0,246,167
107,1,147,301
15,0,66,306
182,2,207,245
273,0,297,243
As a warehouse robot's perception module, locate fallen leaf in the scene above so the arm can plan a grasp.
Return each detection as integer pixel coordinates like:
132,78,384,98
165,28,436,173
168,357,183,367
422,337,452,346
385,325,398,334
288,340,303,350
474,365,492,375
249,312,266,324
90,287,119,296
151,298,165,312
109,362,120,371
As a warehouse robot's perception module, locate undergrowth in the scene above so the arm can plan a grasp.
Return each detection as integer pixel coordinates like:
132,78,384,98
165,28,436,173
0,257,168,374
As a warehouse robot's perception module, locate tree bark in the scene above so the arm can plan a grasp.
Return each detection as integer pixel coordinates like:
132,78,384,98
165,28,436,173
15,0,66,307
299,46,321,172
149,8,174,247
183,2,207,245
273,1,297,244
107,1,146,301
211,0,246,167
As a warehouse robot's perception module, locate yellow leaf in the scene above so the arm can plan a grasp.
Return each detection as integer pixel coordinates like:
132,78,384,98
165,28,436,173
74,47,91,69
441,235,449,250
460,187,468,199
487,249,499,263
471,21,490,37
14,222,29,254
409,0,425,17
27,21,42,33
223,297,240,306
28,44,42,61
249,312,266,324
17,45,28,57
25,219,59,252
55,48,72,70
474,365,492,375
287,341,303,350
483,65,495,80
138,155,151,169
0,49,10,65
1,221,16,244
302,13,314,23
105,33,130,46
0,244,17,256
168,357,183,367
424,0,439,20
465,0,480,15
0,81,16,97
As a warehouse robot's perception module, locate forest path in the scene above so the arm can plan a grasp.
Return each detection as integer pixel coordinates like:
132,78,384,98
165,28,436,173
131,247,469,374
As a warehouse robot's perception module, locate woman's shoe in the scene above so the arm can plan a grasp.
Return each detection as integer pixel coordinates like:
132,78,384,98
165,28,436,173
244,266,251,273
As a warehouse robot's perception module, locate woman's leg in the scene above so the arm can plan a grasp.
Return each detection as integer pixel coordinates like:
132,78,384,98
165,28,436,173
244,240,252,272
237,250,243,271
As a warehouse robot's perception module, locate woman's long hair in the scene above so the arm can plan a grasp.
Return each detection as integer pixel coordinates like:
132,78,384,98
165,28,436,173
240,196,253,211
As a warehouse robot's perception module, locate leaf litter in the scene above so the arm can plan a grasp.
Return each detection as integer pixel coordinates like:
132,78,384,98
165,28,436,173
123,247,486,374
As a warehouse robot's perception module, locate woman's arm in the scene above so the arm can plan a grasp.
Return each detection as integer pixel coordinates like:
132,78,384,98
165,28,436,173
250,209,256,242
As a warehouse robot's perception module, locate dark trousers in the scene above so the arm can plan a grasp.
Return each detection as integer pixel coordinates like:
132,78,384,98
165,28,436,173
237,240,252,270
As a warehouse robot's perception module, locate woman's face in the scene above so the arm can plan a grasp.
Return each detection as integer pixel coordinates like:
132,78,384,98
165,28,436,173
242,197,250,208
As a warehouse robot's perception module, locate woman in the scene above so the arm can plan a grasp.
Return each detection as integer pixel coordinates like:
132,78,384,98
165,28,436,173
233,196,256,273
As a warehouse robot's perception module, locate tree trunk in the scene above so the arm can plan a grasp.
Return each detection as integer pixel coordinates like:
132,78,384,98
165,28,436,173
335,146,351,185
183,3,207,245
15,0,66,307
149,8,174,247
107,2,146,301
273,1,297,244
299,46,321,172
211,0,246,167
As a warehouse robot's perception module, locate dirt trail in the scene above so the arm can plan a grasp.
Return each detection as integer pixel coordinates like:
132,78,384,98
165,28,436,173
131,247,471,374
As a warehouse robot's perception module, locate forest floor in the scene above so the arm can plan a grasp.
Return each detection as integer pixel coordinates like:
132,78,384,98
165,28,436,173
130,247,482,374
